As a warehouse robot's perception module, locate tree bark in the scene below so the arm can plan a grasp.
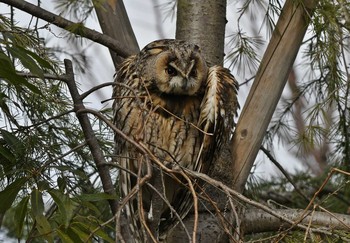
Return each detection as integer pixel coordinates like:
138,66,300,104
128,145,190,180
176,0,227,66
231,0,318,193
63,59,118,214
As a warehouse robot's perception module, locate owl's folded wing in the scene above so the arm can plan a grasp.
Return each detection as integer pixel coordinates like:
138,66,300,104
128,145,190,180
197,66,239,172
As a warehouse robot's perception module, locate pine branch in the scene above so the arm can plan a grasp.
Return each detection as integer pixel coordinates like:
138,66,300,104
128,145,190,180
0,0,133,58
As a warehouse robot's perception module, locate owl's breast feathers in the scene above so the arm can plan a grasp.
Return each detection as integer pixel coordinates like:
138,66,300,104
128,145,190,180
113,57,201,168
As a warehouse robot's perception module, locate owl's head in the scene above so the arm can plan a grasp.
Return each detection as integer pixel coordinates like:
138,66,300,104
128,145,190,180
139,39,208,96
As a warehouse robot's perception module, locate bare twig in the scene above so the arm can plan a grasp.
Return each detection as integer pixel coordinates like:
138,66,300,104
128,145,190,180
77,108,148,155
114,156,153,243
318,205,350,230
19,109,74,130
79,82,114,100
16,72,70,82
41,142,87,170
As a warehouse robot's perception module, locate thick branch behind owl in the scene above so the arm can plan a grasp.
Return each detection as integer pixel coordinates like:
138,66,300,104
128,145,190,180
93,0,139,69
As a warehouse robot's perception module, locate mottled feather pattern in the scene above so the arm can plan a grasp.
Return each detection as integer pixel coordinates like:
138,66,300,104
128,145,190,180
113,39,239,242
199,67,238,125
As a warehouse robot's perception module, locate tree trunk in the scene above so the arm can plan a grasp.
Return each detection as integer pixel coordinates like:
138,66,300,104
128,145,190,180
93,2,139,242
176,0,226,66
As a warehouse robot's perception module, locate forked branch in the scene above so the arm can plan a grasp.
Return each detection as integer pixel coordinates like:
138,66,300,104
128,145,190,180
63,59,118,214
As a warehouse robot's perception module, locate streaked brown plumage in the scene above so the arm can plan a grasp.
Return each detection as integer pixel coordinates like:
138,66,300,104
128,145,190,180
113,39,239,242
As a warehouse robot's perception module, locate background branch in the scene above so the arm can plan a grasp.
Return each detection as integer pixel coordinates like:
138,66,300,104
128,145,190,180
260,146,310,202
0,0,133,58
242,208,350,234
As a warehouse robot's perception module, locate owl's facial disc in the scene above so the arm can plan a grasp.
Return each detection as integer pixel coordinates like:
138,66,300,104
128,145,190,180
164,60,196,94
155,50,208,96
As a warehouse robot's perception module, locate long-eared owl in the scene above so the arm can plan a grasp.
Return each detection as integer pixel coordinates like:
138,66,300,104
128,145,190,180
113,39,239,242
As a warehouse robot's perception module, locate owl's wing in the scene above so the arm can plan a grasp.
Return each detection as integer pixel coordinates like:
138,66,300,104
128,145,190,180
113,55,138,155
197,66,239,172
113,55,149,242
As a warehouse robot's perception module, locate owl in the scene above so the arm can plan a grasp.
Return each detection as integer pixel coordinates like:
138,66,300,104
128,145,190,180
113,39,239,242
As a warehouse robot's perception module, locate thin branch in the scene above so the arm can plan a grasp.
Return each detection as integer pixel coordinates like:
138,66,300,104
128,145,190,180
41,141,88,170
16,72,70,82
260,145,310,202
17,71,114,103
77,108,148,155
79,82,114,100
19,109,74,130
0,0,133,58
318,205,350,231
63,59,118,215
114,156,153,243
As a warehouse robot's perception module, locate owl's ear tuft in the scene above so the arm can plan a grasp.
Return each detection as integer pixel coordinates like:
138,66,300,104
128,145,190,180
146,47,164,56
143,39,171,55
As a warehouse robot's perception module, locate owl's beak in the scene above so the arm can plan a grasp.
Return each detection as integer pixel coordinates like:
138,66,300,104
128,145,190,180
181,78,189,90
